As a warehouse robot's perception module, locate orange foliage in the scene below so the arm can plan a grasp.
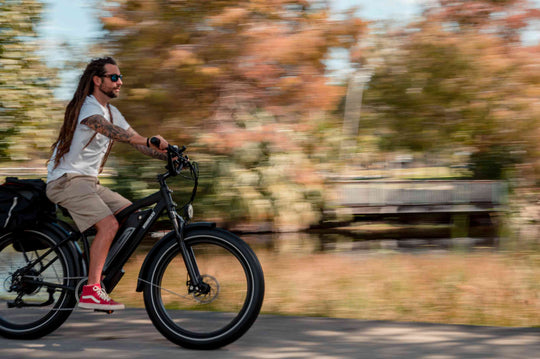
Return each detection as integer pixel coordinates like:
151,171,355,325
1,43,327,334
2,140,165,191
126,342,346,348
105,0,365,139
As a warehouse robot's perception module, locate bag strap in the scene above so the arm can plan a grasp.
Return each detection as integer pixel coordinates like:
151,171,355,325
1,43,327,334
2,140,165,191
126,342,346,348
81,105,115,174
99,105,115,173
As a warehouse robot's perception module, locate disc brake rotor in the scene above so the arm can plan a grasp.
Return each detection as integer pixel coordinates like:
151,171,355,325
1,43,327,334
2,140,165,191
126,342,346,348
192,274,220,304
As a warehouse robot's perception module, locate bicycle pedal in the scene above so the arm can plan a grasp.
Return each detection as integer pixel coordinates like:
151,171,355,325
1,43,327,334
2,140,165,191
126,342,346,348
94,309,114,314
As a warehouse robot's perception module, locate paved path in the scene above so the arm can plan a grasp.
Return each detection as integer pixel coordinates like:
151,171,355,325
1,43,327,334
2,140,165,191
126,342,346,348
1,309,538,358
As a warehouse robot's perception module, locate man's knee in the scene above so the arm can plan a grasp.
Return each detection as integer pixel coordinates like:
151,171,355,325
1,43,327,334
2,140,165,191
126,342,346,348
95,215,119,237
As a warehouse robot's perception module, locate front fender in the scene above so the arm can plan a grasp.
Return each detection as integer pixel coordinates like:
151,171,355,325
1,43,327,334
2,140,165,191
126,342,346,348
135,222,216,292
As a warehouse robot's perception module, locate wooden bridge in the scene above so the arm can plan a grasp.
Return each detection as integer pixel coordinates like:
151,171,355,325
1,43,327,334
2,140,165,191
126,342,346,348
330,179,508,216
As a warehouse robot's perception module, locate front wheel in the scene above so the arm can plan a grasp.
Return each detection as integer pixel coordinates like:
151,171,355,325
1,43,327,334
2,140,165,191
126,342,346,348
143,228,265,349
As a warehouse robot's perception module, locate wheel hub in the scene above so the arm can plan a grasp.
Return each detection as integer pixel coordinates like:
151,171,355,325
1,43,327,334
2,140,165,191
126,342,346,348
190,275,220,304
9,268,43,295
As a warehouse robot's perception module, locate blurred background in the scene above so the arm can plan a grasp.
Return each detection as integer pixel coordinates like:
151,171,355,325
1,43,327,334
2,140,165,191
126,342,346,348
1,0,538,326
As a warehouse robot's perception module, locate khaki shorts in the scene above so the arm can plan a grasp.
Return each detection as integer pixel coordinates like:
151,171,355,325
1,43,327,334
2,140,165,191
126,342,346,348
46,174,131,232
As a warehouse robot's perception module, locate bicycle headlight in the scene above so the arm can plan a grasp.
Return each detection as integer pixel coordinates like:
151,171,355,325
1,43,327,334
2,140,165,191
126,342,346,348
185,204,194,220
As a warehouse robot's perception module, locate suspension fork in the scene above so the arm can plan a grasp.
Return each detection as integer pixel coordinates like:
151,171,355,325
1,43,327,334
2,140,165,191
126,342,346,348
159,175,205,292
172,213,208,293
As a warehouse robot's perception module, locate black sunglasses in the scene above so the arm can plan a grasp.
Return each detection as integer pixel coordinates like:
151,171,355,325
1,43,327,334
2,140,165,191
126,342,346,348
103,74,123,82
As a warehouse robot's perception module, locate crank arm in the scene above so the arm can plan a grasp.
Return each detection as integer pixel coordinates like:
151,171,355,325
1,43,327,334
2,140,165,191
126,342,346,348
22,278,75,292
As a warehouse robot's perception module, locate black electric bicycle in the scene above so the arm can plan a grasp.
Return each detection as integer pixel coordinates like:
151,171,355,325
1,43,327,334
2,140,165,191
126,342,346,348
0,140,265,349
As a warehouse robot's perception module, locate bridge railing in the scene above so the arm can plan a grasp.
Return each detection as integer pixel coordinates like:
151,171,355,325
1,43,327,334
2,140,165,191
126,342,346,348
330,180,508,215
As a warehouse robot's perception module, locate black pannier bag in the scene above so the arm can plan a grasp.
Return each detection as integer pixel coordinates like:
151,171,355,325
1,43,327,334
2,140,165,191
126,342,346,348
0,177,56,233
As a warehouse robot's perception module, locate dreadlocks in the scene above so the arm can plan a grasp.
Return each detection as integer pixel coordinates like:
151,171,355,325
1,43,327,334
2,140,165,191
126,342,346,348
50,57,117,168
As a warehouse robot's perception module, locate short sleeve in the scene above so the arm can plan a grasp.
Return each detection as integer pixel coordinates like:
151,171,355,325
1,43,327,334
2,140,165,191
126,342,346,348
110,105,130,130
77,100,103,124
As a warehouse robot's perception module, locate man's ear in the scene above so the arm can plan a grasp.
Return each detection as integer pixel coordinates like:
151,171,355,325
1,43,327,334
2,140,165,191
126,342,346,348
92,75,102,87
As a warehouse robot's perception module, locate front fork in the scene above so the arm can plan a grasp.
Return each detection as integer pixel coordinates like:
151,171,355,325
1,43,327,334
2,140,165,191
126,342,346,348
165,192,210,295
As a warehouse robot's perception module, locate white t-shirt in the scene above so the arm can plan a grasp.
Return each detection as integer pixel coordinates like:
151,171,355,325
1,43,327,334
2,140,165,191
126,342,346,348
47,95,130,182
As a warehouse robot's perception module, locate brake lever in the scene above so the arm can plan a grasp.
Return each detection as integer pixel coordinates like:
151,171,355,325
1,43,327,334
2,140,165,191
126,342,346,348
150,137,189,176
172,145,186,156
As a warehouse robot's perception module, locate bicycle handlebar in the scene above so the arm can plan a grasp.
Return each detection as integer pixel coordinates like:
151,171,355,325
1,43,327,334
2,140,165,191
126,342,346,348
150,137,192,178
150,137,186,155
150,137,199,204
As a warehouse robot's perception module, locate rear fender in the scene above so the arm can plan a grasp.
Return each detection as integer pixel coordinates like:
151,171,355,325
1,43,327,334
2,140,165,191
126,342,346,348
46,220,87,278
41,221,84,278
0,221,82,278
135,222,216,292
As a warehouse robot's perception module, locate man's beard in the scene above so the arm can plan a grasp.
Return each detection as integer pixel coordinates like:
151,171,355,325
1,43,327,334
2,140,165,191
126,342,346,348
99,84,118,98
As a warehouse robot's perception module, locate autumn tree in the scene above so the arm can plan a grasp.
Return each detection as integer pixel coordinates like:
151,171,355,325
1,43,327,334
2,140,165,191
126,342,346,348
0,0,63,163
363,0,539,180
434,0,540,43
102,0,364,137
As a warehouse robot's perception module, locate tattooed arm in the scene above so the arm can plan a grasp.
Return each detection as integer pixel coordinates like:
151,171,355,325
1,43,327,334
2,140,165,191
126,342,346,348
125,128,168,161
81,114,168,160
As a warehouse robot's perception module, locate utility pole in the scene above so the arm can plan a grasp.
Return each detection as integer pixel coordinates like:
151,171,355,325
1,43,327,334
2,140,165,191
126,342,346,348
340,67,372,162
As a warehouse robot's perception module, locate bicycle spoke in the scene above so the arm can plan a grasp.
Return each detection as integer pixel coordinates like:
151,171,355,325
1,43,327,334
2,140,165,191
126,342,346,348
138,278,192,300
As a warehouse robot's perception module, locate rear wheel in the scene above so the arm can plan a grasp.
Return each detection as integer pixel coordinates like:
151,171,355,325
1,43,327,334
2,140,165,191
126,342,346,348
143,228,265,349
0,229,77,339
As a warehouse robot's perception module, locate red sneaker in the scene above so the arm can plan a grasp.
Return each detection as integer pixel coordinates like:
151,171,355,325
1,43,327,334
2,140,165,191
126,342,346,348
78,284,125,310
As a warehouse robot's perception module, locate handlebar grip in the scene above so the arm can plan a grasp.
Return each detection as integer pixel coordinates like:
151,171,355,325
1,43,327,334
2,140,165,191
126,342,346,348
151,137,186,158
150,137,161,147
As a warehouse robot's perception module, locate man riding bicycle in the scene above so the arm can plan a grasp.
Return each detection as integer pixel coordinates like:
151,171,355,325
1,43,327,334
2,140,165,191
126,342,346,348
46,57,171,311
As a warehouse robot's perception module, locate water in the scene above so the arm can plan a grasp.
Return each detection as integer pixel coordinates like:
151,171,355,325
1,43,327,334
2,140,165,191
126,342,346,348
143,216,511,255
241,231,500,255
